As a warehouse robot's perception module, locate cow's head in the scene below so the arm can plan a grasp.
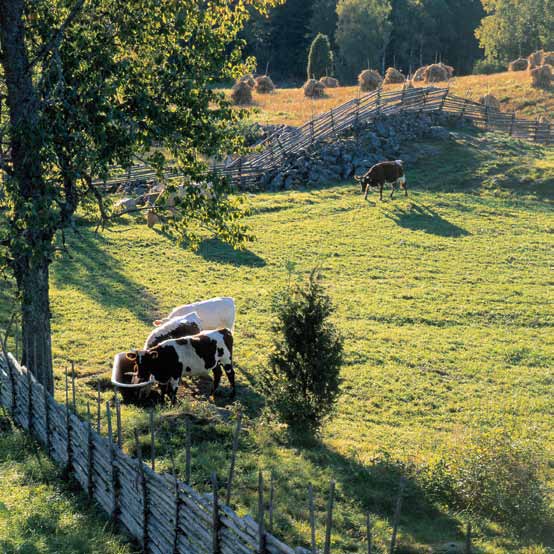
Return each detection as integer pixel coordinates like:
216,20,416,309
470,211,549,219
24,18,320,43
126,348,162,382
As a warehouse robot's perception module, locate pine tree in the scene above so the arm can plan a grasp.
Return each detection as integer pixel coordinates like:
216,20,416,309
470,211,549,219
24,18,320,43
307,33,334,78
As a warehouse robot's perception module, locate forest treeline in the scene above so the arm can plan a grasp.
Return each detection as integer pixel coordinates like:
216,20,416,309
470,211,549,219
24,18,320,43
241,0,554,82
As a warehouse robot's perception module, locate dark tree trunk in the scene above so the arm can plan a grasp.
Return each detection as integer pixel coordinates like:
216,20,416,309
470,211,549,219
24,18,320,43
0,0,54,392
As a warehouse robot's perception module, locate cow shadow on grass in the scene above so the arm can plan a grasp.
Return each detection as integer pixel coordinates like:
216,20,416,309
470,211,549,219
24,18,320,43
383,202,471,237
196,238,266,268
51,227,159,325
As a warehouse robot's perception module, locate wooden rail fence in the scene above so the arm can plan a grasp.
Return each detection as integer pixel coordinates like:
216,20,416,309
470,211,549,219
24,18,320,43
0,353,303,554
95,86,553,191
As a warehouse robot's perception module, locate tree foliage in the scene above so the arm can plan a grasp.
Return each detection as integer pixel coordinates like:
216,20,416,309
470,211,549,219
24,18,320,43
307,33,333,79
261,269,343,434
0,0,281,389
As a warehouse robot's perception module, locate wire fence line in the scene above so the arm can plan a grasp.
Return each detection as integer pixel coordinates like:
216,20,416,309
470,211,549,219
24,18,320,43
0,353,305,554
96,86,554,191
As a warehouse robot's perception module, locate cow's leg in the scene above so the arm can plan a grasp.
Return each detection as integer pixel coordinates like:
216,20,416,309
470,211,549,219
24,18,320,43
379,184,384,201
401,176,408,196
212,365,223,398
390,181,395,199
223,364,236,398
364,183,370,200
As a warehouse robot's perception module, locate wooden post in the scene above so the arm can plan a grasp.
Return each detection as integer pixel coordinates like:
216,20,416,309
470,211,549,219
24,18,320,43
258,471,266,554
225,411,242,505
268,471,275,533
185,415,191,484
65,366,72,471
323,481,335,554
389,477,406,554
330,108,336,137
71,361,76,413
149,408,155,471
509,112,515,136
366,513,372,554
134,429,148,554
96,382,101,433
115,394,122,448
211,472,221,554
465,523,472,554
106,402,119,521
533,119,539,142
43,377,50,454
309,483,317,554
170,448,181,554
26,365,32,432
86,402,94,499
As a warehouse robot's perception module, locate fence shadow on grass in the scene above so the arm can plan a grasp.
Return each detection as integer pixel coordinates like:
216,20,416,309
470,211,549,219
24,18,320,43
383,202,471,237
51,228,159,325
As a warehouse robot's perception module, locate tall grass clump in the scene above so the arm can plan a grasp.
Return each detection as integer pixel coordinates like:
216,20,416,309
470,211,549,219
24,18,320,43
260,269,343,435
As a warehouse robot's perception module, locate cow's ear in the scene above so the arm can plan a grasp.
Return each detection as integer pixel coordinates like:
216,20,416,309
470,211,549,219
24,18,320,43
126,352,137,361
150,350,159,359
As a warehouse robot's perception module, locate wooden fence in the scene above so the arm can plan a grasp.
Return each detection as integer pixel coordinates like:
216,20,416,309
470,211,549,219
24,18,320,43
95,86,553,192
0,353,305,554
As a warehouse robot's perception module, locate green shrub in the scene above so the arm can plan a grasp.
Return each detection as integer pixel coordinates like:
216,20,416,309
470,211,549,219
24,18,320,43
473,58,505,75
307,33,333,80
260,269,343,434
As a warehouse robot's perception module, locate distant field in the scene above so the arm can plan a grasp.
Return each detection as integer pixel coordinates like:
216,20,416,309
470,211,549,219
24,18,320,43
1,129,552,553
225,71,554,126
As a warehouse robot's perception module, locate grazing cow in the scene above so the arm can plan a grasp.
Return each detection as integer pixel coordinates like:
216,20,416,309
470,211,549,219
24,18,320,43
144,312,202,349
154,297,235,331
355,160,407,201
126,328,234,402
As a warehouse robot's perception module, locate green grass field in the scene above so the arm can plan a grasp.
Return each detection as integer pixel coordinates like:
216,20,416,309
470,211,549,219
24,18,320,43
1,129,554,553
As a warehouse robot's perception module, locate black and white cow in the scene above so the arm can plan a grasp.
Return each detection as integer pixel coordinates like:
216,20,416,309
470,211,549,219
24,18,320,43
355,160,408,201
126,328,234,402
144,312,202,349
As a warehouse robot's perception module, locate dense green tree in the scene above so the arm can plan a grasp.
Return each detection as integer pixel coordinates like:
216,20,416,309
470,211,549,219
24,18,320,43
307,33,334,79
0,0,280,391
308,0,338,47
335,0,392,82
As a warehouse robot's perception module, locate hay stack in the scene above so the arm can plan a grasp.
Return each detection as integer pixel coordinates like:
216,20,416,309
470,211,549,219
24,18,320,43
403,80,414,90
542,52,554,66
441,63,455,78
238,74,255,88
358,69,383,91
254,75,275,94
508,57,528,71
528,50,543,69
303,79,326,98
413,65,428,82
424,63,449,83
479,94,500,110
231,80,253,105
531,64,553,89
383,67,405,84
319,76,339,87
146,210,160,228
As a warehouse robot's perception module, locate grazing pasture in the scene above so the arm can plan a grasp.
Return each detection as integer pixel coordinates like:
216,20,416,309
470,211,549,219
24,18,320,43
1,130,554,553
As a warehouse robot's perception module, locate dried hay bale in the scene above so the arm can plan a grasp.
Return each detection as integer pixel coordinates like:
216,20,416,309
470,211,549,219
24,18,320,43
542,52,554,66
383,67,405,84
358,69,383,91
528,50,544,69
403,80,414,91
238,74,255,88
146,210,160,228
254,75,275,94
441,63,455,78
479,93,500,110
319,76,339,87
508,57,528,71
413,65,428,81
231,80,253,105
303,78,326,98
530,64,553,89
424,63,449,83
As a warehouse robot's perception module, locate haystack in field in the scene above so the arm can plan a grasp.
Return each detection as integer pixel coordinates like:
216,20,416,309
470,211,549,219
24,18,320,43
231,80,253,105
528,50,543,69
508,57,528,71
531,64,553,88
358,69,383,91
479,94,500,110
424,63,449,83
303,79,326,98
383,67,405,84
146,210,160,228
542,52,554,66
238,74,255,88
441,63,455,78
403,80,414,91
319,76,339,87
254,75,275,94
413,65,428,81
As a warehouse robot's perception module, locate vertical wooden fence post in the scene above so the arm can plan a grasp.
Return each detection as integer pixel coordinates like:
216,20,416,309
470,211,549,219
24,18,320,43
96,382,101,433
323,481,335,554
134,429,149,554
43,377,50,455
106,402,119,521
71,361,76,413
389,477,406,554
510,112,516,136
149,409,156,471
170,448,181,554
258,471,266,554
268,471,275,533
86,402,94,499
212,472,221,554
226,411,242,505
308,483,317,554
26,365,33,433
115,394,122,449
65,366,72,472
185,415,191,484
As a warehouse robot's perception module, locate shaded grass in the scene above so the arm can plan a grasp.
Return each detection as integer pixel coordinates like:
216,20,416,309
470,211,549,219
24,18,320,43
2,129,554,553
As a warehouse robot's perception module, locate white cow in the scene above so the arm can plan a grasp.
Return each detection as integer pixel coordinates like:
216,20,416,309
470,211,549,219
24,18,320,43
154,297,235,330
